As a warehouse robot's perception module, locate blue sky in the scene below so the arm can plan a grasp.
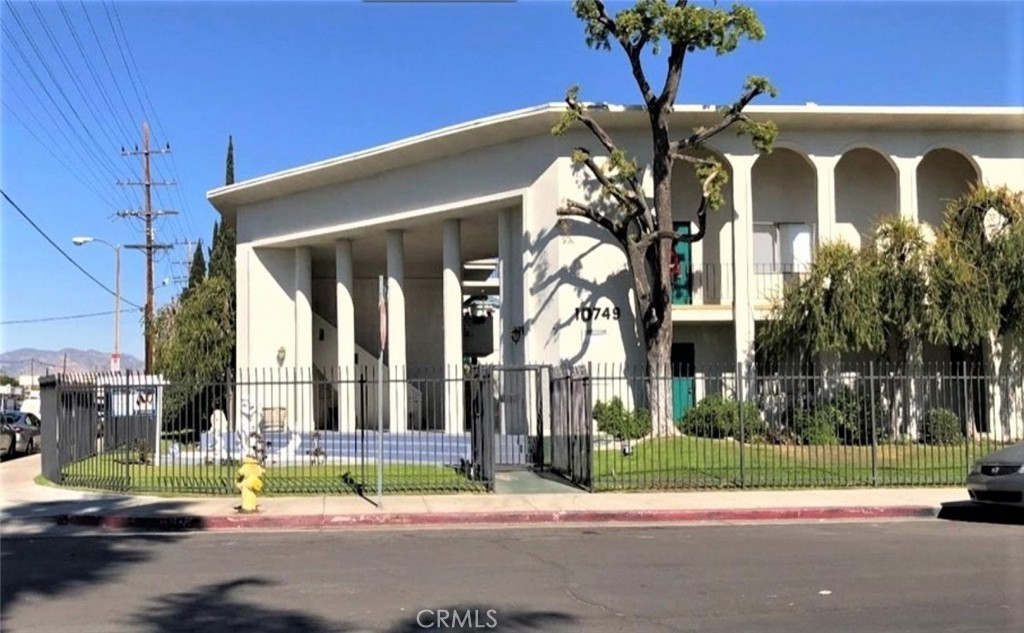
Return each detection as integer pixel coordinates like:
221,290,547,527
2,0,1022,363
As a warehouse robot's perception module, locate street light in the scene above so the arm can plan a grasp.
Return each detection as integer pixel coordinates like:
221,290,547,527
73,236,122,372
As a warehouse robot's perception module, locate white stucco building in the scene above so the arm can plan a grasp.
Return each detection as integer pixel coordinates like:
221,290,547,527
207,103,1024,435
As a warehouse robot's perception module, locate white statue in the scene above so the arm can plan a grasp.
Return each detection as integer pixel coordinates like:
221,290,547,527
206,408,229,465
236,397,263,462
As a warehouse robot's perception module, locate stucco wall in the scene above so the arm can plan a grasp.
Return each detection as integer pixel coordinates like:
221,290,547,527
233,118,1024,384
835,148,900,249
246,247,296,369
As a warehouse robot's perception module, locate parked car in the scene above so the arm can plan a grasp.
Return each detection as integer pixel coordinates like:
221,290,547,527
966,442,1024,506
0,423,15,457
1,411,41,456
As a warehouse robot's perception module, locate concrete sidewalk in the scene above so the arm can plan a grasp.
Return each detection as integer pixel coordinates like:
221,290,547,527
1,454,972,534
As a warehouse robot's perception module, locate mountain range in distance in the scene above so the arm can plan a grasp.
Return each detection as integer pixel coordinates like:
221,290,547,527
0,348,144,377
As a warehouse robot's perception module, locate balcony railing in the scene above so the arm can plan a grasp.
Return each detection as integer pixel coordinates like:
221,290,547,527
753,263,810,305
669,263,811,309
672,263,734,307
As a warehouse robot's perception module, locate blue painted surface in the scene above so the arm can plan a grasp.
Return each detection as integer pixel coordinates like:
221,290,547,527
195,431,532,466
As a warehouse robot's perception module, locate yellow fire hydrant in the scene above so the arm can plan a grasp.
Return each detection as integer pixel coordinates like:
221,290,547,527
236,457,266,513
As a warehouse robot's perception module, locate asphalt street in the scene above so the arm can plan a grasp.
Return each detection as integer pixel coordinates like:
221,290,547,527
2,520,1022,633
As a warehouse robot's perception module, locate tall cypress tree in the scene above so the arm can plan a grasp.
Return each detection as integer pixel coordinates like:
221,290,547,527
225,135,234,186
185,240,206,298
210,136,237,287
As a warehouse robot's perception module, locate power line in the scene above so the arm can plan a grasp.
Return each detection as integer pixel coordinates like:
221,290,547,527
2,308,141,326
105,0,200,243
1,96,124,210
118,122,177,373
0,188,144,310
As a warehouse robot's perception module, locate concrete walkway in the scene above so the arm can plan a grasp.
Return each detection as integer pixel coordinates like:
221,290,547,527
1,454,974,534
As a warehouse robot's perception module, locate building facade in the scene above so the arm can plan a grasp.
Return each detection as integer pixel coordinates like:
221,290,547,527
207,103,1024,435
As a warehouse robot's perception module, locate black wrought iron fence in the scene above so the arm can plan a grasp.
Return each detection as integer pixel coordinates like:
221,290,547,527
43,367,503,496
549,365,593,490
589,362,1022,491
39,362,1021,495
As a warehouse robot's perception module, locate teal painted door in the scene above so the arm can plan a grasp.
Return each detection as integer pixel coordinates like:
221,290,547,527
671,343,696,422
672,222,693,305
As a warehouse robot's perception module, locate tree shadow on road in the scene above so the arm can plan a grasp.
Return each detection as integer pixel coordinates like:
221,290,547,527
127,579,579,633
0,498,193,633
128,577,353,633
383,603,577,632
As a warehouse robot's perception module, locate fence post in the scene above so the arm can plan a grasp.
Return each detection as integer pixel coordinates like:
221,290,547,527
585,362,595,493
737,361,746,489
870,361,878,487
963,364,971,471
39,375,60,483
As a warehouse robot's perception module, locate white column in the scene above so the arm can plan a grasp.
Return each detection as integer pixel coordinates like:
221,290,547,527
893,156,921,222
335,239,357,433
294,246,313,434
234,245,251,437
387,230,408,433
442,219,464,434
497,209,513,433
236,245,251,370
811,155,840,244
728,155,757,398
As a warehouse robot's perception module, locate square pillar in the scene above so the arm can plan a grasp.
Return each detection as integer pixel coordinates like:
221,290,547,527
442,219,464,434
335,239,357,433
387,230,408,433
294,246,314,434
497,209,514,433
894,156,921,222
811,155,839,244
727,155,757,398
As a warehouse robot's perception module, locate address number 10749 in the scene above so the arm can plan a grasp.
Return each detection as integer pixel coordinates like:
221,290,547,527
574,306,621,322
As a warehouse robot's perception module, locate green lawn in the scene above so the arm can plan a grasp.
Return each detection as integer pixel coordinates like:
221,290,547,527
593,436,1003,491
60,454,486,496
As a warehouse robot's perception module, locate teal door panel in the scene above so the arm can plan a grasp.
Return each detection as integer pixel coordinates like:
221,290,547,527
672,222,693,305
671,342,696,421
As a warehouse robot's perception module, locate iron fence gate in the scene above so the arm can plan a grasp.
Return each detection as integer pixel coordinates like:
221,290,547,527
466,366,496,490
549,365,593,490
470,365,549,469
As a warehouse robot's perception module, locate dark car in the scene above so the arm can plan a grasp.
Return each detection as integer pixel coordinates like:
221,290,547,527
966,442,1024,506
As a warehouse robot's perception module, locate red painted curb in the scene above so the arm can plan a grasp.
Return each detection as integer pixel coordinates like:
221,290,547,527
54,505,938,531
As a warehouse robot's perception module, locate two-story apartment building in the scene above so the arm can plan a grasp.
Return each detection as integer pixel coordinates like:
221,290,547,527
207,103,1024,434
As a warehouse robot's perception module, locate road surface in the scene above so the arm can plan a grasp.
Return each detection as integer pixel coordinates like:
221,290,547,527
2,520,1022,632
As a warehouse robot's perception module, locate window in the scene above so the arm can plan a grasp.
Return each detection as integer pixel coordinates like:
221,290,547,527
753,222,814,273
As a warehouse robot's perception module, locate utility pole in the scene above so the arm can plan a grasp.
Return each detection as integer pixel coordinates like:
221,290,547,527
172,238,195,285
118,121,177,374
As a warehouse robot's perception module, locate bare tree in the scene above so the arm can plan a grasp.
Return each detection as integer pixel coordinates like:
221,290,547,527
553,0,778,432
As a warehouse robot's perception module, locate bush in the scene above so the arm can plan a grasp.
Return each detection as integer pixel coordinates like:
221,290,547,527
829,386,890,445
678,395,765,441
593,397,652,442
776,387,888,446
920,408,963,445
793,407,840,445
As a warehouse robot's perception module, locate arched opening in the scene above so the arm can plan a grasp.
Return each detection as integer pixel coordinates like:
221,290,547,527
671,148,733,306
835,148,899,249
751,147,816,306
916,148,979,235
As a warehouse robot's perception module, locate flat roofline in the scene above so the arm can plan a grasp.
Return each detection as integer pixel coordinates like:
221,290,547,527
208,102,1024,216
